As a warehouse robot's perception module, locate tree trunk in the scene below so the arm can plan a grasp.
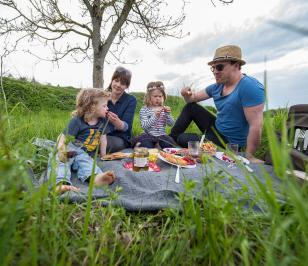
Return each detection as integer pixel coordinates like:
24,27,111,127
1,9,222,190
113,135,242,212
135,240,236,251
92,0,104,88
92,0,135,88
92,46,105,88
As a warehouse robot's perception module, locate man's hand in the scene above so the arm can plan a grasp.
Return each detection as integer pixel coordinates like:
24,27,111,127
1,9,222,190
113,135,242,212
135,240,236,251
181,87,192,97
246,154,265,164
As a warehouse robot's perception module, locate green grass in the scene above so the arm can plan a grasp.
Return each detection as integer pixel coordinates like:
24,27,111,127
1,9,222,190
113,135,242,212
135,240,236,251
1,77,308,265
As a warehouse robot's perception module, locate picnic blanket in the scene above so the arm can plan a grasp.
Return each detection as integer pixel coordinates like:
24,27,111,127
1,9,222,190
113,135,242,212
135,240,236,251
37,148,284,211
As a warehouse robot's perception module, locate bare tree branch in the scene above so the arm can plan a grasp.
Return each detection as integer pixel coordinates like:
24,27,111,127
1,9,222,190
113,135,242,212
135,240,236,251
211,0,233,7
0,0,192,87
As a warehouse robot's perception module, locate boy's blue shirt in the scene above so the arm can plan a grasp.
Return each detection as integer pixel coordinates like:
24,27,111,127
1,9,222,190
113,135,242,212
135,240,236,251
206,74,264,146
64,116,110,153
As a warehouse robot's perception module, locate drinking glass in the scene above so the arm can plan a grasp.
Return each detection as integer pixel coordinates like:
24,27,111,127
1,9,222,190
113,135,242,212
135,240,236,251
188,141,200,157
226,143,238,169
226,143,239,154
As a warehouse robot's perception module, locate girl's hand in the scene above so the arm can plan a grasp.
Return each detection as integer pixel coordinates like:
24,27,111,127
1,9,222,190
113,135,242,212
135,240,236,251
155,109,162,117
163,106,171,113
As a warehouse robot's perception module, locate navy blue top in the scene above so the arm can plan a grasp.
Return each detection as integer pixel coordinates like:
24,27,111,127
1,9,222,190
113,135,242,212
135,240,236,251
206,74,264,146
64,116,110,153
107,92,137,145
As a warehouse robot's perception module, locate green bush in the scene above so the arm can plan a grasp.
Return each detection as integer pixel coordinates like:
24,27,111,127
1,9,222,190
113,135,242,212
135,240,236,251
1,77,78,111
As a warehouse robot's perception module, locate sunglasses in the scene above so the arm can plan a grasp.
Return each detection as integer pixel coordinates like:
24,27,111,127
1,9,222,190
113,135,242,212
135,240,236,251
115,66,132,76
210,63,228,72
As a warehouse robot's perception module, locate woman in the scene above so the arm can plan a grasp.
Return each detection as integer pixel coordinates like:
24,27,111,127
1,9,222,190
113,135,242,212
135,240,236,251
106,66,137,153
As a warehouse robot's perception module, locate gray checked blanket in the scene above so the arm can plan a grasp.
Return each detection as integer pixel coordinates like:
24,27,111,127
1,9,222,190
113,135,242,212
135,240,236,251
36,148,284,211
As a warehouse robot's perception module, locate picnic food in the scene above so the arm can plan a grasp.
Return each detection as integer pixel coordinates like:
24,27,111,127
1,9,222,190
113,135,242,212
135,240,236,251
101,152,132,160
165,148,189,156
159,151,195,166
201,141,217,155
133,147,149,172
148,148,159,163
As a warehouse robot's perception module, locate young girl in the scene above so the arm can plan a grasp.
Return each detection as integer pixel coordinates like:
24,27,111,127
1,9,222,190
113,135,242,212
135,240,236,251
48,88,116,194
106,66,137,152
133,81,177,149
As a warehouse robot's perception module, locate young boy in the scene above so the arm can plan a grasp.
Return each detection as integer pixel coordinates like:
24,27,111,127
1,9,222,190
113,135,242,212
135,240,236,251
48,88,116,194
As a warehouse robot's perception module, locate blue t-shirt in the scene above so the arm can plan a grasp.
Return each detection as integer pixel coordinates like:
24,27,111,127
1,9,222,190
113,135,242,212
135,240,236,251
64,116,110,153
206,75,264,146
107,92,137,144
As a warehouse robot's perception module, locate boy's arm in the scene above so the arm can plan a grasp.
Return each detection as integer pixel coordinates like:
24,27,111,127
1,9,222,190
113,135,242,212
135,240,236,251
57,133,66,149
57,133,68,162
100,134,107,157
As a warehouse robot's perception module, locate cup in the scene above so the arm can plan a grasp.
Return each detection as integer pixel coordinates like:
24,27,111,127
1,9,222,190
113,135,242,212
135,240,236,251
188,141,200,157
226,143,239,155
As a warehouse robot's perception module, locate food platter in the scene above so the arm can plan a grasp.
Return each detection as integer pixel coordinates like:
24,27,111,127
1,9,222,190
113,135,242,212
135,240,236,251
101,152,132,161
163,147,189,156
163,147,182,153
158,152,196,168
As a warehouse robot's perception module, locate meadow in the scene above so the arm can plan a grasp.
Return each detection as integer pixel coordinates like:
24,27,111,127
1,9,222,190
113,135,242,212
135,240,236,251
1,77,308,265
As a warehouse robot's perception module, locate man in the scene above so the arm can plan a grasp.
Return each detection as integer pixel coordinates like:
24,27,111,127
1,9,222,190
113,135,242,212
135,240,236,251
170,45,265,163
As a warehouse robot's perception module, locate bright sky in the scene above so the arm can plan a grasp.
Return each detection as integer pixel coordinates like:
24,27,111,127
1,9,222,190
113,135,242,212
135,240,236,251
2,0,308,109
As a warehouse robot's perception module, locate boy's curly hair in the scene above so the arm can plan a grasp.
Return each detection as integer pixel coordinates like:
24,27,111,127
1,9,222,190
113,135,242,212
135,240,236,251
72,88,110,121
144,81,167,106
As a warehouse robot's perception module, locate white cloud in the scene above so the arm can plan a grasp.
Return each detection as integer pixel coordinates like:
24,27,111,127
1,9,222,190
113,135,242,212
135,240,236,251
1,0,308,109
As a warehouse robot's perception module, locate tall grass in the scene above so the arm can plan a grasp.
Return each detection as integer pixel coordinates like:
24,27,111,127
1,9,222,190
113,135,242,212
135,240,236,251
1,79,308,265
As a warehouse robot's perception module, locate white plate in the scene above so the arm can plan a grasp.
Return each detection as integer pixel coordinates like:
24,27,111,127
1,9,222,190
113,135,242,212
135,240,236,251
158,153,196,168
237,155,250,165
215,152,250,165
163,147,182,154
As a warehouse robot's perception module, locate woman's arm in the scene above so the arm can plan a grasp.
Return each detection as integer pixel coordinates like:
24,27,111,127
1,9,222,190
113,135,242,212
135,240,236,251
107,96,137,131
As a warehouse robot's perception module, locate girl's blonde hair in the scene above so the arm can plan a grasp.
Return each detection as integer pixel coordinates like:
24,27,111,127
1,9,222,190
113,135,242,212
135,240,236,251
72,88,110,121
144,81,167,106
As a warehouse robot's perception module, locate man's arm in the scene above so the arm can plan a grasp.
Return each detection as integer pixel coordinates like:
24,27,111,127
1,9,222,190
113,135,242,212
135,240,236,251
181,87,210,103
244,103,264,163
100,134,107,157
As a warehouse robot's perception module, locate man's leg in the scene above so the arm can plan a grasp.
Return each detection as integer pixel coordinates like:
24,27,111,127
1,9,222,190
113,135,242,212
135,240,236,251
205,127,228,148
158,135,178,149
170,103,216,139
170,103,217,147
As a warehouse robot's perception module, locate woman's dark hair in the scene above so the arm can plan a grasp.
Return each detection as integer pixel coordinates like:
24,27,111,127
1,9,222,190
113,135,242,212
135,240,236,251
106,66,132,91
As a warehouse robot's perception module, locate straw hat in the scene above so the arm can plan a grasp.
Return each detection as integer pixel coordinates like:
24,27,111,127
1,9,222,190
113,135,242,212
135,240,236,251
208,45,246,66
